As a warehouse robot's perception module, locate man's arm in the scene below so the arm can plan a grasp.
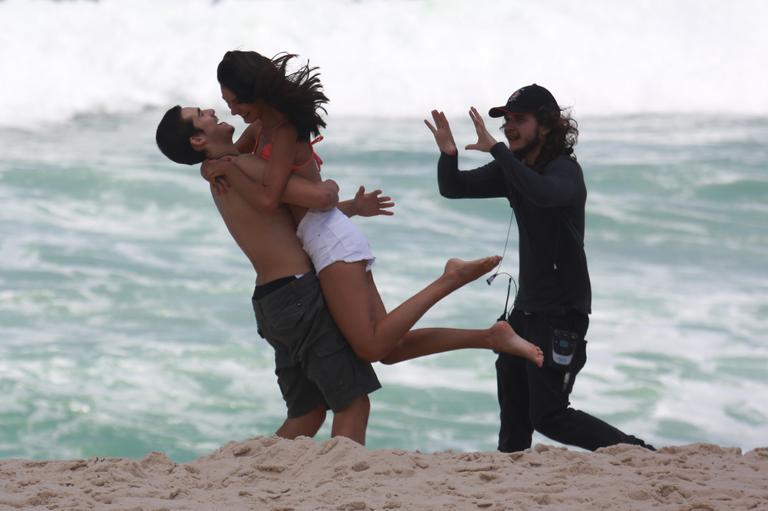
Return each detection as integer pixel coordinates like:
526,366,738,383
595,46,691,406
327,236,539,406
465,106,583,207
426,109,506,199
205,155,338,211
437,152,507,199
490,144,583,207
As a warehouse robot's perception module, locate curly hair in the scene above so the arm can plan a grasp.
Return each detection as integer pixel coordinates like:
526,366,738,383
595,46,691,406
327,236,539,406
534,108,579,167
217,50,328,141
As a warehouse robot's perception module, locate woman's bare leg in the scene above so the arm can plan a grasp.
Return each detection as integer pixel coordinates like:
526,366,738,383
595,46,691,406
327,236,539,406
380,321,544,366
318,256,500,362
353,270,543,366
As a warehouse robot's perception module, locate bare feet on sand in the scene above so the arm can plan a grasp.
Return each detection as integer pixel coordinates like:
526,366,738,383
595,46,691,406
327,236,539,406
488,321,544,367
443,256,501,287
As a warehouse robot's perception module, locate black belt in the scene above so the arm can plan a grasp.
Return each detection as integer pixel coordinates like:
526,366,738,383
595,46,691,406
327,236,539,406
252,275,299,301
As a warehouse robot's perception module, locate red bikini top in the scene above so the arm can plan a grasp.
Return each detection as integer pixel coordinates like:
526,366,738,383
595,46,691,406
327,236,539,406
252,128,323,170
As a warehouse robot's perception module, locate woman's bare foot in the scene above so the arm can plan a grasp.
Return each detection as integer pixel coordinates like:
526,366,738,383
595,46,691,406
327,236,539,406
443,256,501,287
487,321,544,367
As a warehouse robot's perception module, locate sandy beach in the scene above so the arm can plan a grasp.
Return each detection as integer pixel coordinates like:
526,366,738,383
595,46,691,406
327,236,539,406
1,436,766,511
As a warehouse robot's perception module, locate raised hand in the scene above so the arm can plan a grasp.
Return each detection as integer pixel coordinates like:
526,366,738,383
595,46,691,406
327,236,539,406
353,185,395,217
465,106,498,153
424,110,458,156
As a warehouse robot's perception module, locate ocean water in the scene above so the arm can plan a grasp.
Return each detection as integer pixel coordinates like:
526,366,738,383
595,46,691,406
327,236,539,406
1,0,767,462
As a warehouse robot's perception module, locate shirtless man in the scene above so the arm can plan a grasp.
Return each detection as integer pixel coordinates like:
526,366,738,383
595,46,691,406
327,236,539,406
156,105,380,444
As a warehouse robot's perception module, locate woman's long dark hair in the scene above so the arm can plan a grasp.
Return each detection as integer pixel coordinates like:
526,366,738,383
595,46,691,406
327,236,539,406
217,50,328,141
534,108,579,167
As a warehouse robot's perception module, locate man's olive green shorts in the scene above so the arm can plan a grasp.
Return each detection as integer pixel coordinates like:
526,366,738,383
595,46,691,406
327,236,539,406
252,272,380,418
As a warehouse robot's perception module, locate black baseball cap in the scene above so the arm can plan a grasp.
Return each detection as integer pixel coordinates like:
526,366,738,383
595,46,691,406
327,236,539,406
488,84,559,118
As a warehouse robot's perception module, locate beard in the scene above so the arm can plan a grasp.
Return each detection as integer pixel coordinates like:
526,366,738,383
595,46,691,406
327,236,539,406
512,136,542,161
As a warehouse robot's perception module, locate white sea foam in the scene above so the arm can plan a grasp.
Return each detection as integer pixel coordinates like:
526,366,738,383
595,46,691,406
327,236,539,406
1,0,767,129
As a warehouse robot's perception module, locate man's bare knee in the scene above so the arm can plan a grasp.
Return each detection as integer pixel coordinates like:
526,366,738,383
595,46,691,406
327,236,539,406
335,394,370,418
306,405,328,427
331,395,370,445
276,405,327,439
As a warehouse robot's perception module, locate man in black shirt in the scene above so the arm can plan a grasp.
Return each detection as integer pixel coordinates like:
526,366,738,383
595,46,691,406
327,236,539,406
426,84,654,452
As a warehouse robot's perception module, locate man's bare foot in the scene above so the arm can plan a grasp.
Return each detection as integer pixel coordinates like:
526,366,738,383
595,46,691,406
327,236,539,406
443,256,501,287
488,321,544,367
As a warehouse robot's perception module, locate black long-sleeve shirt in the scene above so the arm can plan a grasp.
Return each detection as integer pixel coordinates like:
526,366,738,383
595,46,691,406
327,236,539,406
438,142,591,314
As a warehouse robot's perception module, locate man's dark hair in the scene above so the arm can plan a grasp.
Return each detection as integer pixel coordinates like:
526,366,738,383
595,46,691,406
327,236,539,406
217,50,328,142
155,105,205,165
534,108,579,167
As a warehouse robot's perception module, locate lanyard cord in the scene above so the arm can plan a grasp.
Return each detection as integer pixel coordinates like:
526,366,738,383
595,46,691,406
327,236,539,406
487,210,518,321
486,209,514,283
489,271,518,321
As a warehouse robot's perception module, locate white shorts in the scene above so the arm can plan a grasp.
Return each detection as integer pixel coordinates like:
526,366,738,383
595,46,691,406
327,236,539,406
296,208,376,274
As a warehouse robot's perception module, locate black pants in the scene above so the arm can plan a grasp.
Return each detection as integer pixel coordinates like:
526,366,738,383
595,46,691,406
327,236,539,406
497,308,650,452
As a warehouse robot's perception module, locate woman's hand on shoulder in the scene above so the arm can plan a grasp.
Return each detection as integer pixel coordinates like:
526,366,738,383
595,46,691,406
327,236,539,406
200,156,235,195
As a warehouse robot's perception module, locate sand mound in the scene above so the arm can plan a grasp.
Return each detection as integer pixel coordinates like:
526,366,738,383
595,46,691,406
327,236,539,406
1,437,766,510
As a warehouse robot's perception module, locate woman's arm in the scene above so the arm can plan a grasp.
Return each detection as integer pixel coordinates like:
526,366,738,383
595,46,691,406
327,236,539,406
257,123,301,211
337,186,395,217
202,156,338,211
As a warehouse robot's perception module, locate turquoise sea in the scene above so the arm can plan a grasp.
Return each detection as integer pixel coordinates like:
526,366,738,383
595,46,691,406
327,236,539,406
1,0,767,462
